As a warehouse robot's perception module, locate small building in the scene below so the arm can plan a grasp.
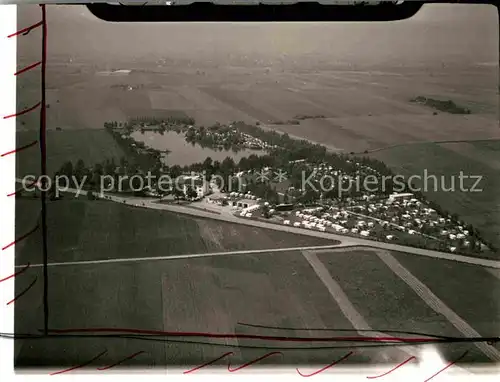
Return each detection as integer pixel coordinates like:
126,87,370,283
232,200,248,209
231,197,258,210
183,184,208,199
388,193,414,202
207,196,228,206
178,178,209,200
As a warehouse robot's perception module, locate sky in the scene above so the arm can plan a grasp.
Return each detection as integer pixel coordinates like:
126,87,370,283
17,3,499,67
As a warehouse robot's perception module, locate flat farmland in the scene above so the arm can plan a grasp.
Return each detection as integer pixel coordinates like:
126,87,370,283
45,85,185,132
44,86,152,131
15,199,335,266
14,261,168,368
314,248,495,364
13,251,357,368
14,199,42,259
15,246,497,369
16,83,42,133
16,129,125,177
161,251,362,366
294,114,499,153
437,142,500,171
33,63,499,153
15,199,41,236
42,68,235,131
471,140,500,152
390,250,500,338
13,251,411,368
149,87,246,126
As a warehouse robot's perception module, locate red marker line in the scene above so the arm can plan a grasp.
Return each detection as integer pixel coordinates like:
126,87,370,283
366,356,416,379
47,328,437,344
7,189,20,197
15,61,42,76
50,350,108,375
97,351,145,371
0,263,30,283
3,102,41,119
7,178,39,197
2,224,40,251
8,186,29,197
228,352,283,372
296,351,353,377
423,351,468,382
2,140,38,157
6,276,37,305
184,352,234,374
7,21,43,38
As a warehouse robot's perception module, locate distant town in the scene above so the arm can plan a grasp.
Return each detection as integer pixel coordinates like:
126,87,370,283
37,115,495,257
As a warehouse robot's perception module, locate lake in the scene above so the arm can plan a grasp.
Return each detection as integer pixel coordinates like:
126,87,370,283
131,130,265,166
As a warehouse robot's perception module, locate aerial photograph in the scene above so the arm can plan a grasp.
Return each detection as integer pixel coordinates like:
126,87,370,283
12,2,500,374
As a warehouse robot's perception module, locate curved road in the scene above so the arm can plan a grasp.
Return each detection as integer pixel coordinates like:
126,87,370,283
16,179,500,269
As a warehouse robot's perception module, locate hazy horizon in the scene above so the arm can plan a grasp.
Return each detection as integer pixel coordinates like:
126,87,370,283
18,4,498,69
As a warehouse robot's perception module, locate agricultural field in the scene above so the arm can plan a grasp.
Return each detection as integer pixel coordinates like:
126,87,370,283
14,259,170,368
14,251,357,368
14,199,339,368
314,248,498,364
18,51,498,151
390,250,500,338
16,129,125,177
15,245,499,369
15,199,41,237
470,140,500,152
15,199,335,266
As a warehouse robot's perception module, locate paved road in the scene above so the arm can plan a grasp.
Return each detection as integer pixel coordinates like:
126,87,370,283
16,244,350,268
16,179,500,269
